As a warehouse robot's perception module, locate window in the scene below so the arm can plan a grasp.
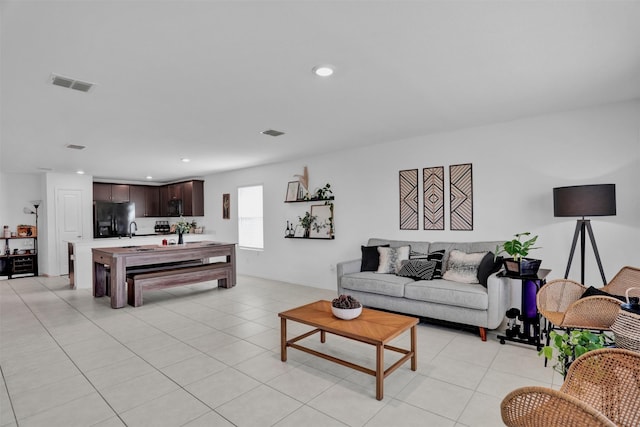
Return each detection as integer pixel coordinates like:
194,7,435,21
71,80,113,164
238,185,263,249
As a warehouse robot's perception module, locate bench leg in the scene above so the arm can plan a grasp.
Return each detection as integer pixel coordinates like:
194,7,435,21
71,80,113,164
127,278,143,307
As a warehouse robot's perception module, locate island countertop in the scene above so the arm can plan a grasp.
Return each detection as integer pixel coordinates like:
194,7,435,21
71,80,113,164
69,234,219,290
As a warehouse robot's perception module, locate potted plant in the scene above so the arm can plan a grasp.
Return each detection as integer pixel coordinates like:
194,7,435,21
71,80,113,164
539,329,613,378
175,217,191,244
496,232,541,276
304,183,333,201
297,211,316,238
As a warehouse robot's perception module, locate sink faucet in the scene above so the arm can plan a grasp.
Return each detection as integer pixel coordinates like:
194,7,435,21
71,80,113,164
129,221,137,238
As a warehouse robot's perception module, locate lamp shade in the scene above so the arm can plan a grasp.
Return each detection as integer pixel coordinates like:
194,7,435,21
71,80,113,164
553,184,616,217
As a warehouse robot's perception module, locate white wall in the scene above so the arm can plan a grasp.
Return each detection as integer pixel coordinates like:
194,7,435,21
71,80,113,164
200,100,640,290
2,100,638,286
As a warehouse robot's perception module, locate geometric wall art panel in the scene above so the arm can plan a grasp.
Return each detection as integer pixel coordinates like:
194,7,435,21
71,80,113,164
399,169,419,230
449,163,473,230
423,166,445,230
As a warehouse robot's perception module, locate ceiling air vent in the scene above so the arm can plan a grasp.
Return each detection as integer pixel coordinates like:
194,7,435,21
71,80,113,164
50,74,95,93
65,144,86,150
261,129,285,137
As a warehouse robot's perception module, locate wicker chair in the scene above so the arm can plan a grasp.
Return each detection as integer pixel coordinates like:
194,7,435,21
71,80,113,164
501,348,640,427
537,266,640,333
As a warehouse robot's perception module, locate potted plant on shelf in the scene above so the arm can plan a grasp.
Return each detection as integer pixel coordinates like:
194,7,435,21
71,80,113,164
304,183,334,201
496,232,541,276
297,211,316,238
539,329,613,378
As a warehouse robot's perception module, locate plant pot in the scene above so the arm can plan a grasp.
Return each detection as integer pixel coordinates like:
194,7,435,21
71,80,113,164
503,257,541,276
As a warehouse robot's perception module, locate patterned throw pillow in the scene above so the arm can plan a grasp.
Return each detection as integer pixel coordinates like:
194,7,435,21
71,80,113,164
360,244,390,271
442,249,488,284
376,246,410,274
397,259,437,281
427,250,446,279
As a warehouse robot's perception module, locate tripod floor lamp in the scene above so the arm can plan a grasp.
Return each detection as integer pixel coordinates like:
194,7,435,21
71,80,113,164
553,184,616,285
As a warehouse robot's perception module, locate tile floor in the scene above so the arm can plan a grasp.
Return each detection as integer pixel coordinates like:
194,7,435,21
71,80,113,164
0,275,561,427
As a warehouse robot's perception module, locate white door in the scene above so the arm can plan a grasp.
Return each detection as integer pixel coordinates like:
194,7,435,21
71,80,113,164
56,189,84,275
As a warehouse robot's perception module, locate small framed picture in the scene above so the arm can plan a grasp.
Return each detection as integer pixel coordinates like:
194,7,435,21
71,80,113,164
222,193,230,219
309,204,333,239
286,181,300,202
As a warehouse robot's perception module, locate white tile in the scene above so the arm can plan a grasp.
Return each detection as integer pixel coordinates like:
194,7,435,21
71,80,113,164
120,389,210,427
99,371,180,413
308,380,387,427
396,376,474,420
273,405,347,427
84,356,156,390
185,367,260,408
267,364,341,403
457,391,505,427
424,354,488,389
11,374,95,420
234,351,299,383
139,341,202,368
181,411,235,426
161,353,227,386
206,339,267,366
366,399,456,427
18,393,115,427
4,358,80,395
216,384,302,426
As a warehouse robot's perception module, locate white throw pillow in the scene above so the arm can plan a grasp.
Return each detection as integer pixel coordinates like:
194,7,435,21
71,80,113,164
376,246,410,274
442,249,487,284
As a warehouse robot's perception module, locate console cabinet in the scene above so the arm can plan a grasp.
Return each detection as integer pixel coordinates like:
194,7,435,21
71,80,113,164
1,237,38,279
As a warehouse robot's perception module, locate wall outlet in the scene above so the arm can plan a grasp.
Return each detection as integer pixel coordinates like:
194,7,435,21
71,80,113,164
329,264,335,272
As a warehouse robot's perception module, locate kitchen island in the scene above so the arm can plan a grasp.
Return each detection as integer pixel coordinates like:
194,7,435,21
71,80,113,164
92,241,236,308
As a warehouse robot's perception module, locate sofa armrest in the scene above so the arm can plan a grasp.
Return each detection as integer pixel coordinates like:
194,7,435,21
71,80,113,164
486,272,511,330
337,259,361,291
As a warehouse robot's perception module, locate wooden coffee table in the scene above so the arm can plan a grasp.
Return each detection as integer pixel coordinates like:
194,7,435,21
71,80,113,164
278,300,418,400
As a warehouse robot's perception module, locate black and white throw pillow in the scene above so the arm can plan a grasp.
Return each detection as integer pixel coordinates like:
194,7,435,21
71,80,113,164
376,246,410,274
397,259,437,281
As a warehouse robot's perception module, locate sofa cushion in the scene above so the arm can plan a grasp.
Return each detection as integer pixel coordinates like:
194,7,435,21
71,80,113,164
442,250,487,284
397,259,437,281
477,252,503,287
377,246,410,274
360,244,389,271
341,272,412,298
404,279,489,310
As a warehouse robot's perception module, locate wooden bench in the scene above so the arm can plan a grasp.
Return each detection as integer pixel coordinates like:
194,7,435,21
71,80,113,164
126,262,233,307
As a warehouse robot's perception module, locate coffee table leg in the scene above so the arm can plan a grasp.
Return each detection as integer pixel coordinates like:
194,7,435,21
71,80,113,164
411,325,417,371
320,330,326,343
376,343,384,400
280,318,287,362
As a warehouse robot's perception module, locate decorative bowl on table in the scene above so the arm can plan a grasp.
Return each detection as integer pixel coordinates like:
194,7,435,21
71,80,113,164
331,294,362,320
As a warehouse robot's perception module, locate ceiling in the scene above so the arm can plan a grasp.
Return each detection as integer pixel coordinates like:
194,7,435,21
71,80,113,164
2,0,640,183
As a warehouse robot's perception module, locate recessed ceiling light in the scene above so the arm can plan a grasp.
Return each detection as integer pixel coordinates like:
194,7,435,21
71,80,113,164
181,158,190,163
76,170,85,175
146,176,153,180
312,65,334,77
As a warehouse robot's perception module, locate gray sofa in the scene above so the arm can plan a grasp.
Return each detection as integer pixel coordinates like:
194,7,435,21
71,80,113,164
337,238,510,341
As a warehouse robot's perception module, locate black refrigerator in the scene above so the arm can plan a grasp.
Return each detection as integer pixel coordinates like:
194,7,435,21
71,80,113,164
93,201,135,238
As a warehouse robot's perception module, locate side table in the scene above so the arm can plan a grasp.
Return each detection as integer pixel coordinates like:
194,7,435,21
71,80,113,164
497,268,551,350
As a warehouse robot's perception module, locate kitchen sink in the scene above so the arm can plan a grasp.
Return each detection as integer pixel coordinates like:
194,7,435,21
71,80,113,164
121,245,140,248
135,248,156,252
